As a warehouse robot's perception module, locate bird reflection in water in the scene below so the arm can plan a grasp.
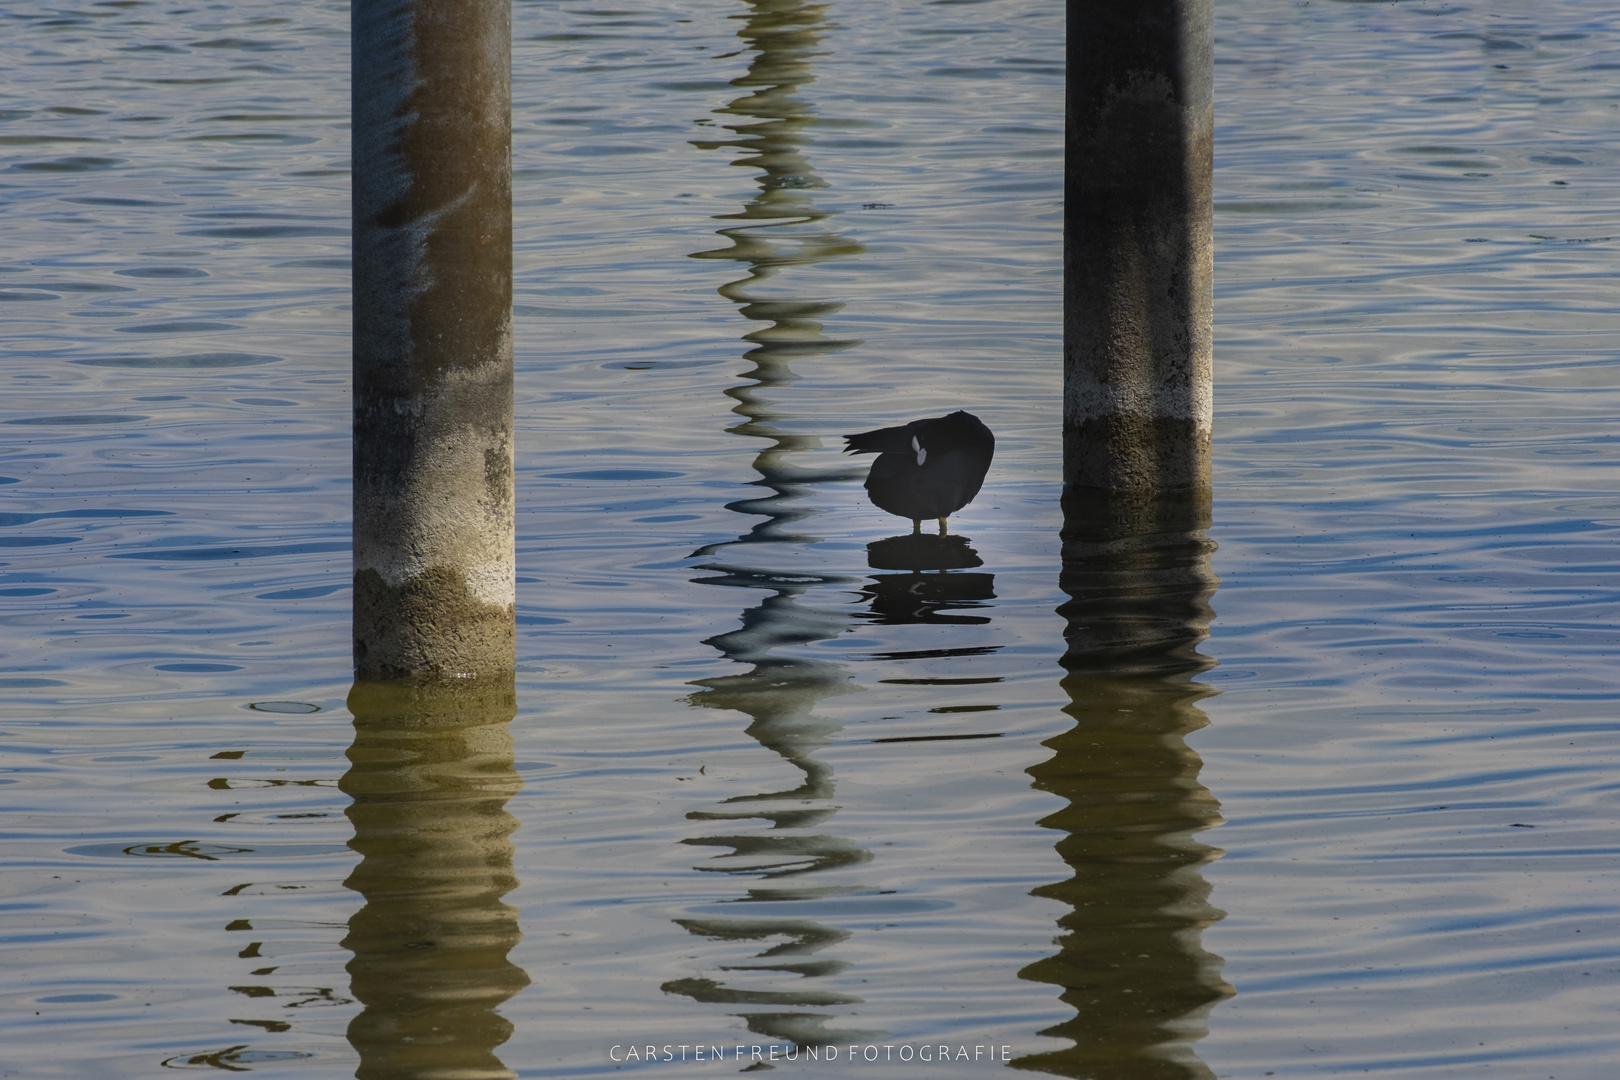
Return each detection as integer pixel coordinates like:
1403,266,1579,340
669,0,880,1051
1013,491,1232,1079
860,532,994,626
341,678,528,1080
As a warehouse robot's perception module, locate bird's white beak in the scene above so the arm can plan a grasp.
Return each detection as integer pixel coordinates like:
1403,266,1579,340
912,435,926,467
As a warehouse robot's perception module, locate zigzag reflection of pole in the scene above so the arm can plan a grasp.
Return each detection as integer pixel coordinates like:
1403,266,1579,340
665,0,881,1051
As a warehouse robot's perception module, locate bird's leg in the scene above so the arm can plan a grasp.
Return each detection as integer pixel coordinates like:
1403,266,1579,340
911,519,921,534
937,517,948,535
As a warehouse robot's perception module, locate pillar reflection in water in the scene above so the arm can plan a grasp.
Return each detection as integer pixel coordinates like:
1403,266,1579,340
672,633,880,1049
341,678,529,1080
664,0,879,1049
1014,492,1231,1079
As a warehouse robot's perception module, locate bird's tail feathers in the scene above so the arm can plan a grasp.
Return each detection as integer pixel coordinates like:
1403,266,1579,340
842,424,915,455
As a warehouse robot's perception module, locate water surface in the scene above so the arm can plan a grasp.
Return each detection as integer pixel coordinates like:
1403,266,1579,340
1,1,1617,1077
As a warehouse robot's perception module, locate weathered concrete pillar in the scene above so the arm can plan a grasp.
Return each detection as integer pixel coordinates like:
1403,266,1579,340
1065,1,1213,496
352,0,514,680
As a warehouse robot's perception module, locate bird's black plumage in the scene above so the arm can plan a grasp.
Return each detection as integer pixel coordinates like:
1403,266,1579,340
843,410,994,532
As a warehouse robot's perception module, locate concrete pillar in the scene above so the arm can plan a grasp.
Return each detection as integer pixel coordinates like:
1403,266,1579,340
1065,1,1213,496
352,0,514,680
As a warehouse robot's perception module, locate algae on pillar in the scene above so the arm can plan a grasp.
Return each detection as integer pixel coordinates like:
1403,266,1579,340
1065,1,1213,498
351,0,515,680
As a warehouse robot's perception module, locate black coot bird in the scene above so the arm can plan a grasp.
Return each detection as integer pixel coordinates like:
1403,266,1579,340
843,410,994,534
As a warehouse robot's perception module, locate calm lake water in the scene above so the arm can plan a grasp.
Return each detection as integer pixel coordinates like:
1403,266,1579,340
3,0,1618,1076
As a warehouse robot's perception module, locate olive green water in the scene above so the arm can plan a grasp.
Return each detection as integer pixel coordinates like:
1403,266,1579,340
2,1,1617,1077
